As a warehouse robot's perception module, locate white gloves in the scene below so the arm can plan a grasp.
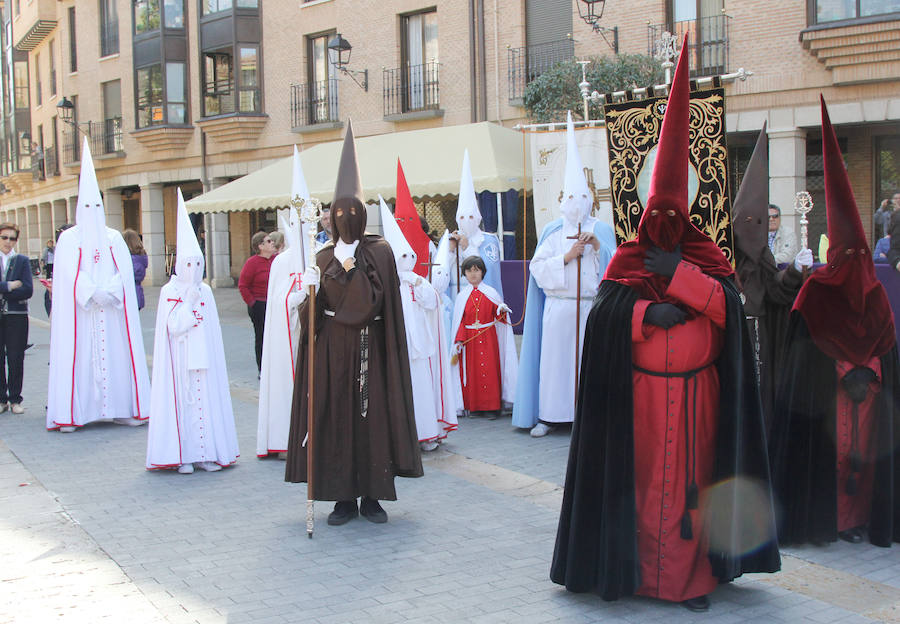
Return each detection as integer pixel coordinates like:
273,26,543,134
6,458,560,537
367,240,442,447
185,285,201,306
497,303,512,316
301,266,320,292
286,290,306,310
400,271,420,285
794,248,814,271
91,289,116,308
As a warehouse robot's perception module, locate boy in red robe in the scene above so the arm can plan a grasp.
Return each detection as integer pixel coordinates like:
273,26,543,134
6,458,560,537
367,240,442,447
769,98,900,547
551,38,780,612
451,256,517,416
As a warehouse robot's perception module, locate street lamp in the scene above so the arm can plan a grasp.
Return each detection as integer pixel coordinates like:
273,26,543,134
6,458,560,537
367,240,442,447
327,34,368,92
56,96,90,138
577,0,619,53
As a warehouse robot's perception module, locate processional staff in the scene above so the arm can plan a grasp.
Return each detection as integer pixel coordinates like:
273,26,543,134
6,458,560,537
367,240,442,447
794,191,814,276
566,222,583,410
296,194,322,538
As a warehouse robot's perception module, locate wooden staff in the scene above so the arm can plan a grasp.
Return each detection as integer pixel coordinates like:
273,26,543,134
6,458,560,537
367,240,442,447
297,196,322,539
566,223,583,410
454,233,461,293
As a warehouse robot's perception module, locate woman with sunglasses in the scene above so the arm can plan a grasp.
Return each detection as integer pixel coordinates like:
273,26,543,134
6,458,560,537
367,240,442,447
0,223,33,415
238,231,277,373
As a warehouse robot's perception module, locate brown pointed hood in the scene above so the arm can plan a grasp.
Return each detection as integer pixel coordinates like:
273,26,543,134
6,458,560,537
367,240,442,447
732,122,770,261
792,96,894,364
605,35,732,301
331,119,367,243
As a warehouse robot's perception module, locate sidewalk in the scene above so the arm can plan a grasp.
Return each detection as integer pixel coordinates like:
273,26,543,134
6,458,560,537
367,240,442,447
2,284,900,623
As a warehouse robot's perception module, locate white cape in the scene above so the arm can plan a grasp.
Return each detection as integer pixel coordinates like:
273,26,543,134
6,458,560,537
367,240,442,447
257,248,302,456
47,226,150,429
450,283,518,410
146,281,239,469
399,274,458,442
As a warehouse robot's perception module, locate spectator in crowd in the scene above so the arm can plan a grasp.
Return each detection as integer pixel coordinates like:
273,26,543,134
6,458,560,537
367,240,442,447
315,206,332,245
41,239,54,279
768,204,799,265
31,142,44,180
238,231,276,373
268,230,285,253
0,223,34,414
885,192,900,270
123,229,148,310
874,234,891,264
874,198,893,239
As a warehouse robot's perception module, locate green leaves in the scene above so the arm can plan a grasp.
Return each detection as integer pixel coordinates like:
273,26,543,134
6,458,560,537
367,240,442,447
523,54,666,123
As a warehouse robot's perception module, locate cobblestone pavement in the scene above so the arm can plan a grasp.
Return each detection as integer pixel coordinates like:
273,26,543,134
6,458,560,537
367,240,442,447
2,284,900,623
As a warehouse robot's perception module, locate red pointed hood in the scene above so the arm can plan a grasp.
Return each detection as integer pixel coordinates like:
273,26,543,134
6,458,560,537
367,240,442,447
395,159,432,277
792,97,894,364
605,35,732,300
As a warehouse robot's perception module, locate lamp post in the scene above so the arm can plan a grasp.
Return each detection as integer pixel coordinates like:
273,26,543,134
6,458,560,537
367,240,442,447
577,0,619,53
56,97,90,138
327,34,369,92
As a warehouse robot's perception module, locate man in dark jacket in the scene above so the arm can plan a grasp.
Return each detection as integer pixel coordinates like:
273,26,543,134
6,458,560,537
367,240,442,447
0,223,33,414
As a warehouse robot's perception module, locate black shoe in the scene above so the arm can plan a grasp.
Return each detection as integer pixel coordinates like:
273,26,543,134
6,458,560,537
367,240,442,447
25,344,33,351
359,496,388,523
838,528,864,543
327,500,358,526
681,595,710,612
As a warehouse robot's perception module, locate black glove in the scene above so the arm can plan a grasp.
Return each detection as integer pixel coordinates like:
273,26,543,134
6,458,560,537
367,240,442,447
644,303,687,329
644,245,682,278
842,367,876,404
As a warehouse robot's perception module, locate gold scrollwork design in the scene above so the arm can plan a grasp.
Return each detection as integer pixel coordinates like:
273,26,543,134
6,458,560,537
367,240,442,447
605,89,734,264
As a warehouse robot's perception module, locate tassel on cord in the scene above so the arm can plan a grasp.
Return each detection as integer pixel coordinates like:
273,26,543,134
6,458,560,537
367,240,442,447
686,482,699,510
681,512,693,540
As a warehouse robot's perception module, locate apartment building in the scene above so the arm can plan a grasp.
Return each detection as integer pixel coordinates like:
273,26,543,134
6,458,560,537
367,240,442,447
0,0,897,286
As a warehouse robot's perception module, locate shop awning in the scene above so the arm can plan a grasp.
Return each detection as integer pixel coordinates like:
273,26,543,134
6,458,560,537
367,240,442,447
186,121,531,214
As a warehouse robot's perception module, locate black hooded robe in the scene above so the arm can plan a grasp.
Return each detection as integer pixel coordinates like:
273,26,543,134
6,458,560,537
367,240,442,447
736,250,804,432
550,278,781,600
769,313,900,546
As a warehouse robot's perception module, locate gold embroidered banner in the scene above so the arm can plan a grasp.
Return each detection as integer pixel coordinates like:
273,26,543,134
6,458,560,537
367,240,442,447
604,87,734,263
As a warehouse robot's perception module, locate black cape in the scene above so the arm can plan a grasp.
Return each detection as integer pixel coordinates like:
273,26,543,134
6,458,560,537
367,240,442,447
550,279,781,599
736,249,804,432
769,312,900,546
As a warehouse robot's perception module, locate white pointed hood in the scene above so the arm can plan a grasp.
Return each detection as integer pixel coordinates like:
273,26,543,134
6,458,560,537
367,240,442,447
455,149,482,238
432,229,451,281
380,195,417,273
290,144,312,271
75,138,113,278
175,187,204,286
560,111,593,227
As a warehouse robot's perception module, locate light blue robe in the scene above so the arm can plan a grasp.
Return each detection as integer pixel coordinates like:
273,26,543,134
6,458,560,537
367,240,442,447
511,218,615,429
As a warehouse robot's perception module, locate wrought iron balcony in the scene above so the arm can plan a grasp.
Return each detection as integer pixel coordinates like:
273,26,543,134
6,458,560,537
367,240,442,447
44,144,59,177
647,14,731,78
62,129,81,164
383,61,440,118
290,79,340,129
507,38,575,103
89,118,124,155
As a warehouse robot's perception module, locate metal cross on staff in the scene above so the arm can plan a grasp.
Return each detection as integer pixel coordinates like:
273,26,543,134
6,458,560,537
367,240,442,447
566,223,583,410
296,194,322,538
794,191,814,251
654,31,679,86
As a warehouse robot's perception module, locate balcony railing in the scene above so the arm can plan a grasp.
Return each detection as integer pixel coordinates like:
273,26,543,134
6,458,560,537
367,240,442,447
507,39,575,102
88,117,124,155
290,79,339,128
204,79,236,116
62,129,81,164
100,19,119,57
648,14,731,78
383,61,440,117
44,143,59,176
31,154,45,181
